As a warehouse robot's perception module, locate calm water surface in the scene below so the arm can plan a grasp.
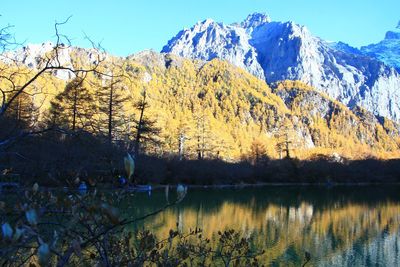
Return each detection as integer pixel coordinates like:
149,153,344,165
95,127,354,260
123,186,400,267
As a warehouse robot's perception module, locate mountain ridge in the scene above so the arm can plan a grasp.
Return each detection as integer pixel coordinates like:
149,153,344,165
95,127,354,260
162,13,400,122
360,21,400,71
1,45,399,159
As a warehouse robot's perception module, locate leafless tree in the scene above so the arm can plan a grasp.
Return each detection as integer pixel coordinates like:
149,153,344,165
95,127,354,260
0,17,109,148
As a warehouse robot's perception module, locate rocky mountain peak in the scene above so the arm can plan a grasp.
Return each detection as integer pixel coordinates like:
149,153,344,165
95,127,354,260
163,13,400,122
194,18,219,31
240,12,271,30
383,21,400,40
385,31,400,40
361,21,400,72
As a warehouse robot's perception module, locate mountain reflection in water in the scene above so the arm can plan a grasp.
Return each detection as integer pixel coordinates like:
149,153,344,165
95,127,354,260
122,186,400,267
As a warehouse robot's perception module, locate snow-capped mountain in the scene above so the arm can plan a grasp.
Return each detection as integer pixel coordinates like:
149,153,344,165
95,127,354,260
162,18,265,80
162,13,400,122
1,42,108,80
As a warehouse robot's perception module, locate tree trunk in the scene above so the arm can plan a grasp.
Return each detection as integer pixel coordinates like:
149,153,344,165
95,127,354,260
134,94,146,157
178,133,185,161
72,88,77,132
108,79,113,144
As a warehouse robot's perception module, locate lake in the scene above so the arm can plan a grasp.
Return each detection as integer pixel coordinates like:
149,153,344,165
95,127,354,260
124,186,400,267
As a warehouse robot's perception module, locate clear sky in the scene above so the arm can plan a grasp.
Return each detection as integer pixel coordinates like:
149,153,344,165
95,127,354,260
1,0,399,56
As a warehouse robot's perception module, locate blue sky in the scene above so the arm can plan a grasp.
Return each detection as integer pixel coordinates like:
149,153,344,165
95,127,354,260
1,0,399,56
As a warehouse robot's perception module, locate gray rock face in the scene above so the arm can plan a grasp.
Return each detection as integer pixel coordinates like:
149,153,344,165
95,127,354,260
162,13,400,122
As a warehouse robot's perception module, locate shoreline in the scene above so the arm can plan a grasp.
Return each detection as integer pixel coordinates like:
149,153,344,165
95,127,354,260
8,182,400,193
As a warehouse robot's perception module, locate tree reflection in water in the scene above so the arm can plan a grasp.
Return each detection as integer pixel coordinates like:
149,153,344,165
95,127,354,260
127,186,400,266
